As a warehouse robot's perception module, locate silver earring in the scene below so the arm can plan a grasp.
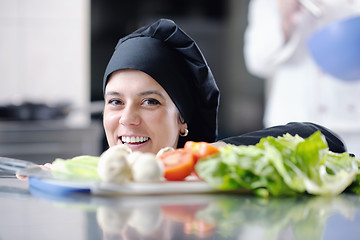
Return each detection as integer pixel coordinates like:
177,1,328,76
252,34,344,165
180,128,189,137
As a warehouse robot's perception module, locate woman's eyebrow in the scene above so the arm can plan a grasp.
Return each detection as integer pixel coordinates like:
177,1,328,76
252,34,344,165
104,91,123,97
140,90,166,100
105,90,166,100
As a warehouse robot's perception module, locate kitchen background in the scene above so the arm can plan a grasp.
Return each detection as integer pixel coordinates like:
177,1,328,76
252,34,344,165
0,0,264,163
2,0,359,163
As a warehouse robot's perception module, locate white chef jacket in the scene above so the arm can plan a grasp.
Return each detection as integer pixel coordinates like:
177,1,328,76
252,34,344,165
244,0,360,130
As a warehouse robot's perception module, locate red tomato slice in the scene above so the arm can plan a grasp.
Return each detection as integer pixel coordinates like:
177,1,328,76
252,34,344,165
184,141,220,163
158,149,194,181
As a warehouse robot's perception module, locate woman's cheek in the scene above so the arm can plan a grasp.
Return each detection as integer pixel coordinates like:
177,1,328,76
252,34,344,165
104,109,119,126
156,110,181,144
103,111,119,146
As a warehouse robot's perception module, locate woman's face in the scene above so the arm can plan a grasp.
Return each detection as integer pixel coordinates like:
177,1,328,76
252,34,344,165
103,69,186,154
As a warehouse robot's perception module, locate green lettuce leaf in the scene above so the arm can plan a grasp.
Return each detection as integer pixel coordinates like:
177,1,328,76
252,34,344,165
195,131,359,197
51,155,100,180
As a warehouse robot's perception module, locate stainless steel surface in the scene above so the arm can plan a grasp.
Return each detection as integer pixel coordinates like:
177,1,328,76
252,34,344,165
1,176,360,240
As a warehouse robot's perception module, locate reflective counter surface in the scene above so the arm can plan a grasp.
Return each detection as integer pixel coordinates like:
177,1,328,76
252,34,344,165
1,175,360,240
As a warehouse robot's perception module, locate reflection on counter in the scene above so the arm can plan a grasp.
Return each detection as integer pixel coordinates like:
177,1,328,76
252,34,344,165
27,185,360,240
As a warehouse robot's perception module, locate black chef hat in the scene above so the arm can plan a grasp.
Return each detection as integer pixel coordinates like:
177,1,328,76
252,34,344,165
103,19,220,147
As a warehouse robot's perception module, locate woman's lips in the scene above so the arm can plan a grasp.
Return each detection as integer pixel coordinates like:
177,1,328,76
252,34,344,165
120,136,150,144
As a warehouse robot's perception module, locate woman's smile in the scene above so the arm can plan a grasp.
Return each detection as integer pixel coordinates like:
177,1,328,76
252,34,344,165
120,136,150,144
118,135,151,152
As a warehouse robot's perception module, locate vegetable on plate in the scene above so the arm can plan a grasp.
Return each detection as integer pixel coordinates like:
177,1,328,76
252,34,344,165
195,131,360,197
184,141,220,164
157,141,220,181
157,149,195,181
50,131,360,198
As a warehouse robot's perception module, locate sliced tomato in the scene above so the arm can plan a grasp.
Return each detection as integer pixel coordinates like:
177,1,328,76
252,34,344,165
158,149,194,181
184,141,220,163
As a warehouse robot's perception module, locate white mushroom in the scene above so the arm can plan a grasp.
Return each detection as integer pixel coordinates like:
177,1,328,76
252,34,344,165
156,147,175,159
127,151,143,166
97,145,132,184
131,152,164,182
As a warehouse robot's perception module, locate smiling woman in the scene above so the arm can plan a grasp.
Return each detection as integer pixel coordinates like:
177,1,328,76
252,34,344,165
102,18,348,156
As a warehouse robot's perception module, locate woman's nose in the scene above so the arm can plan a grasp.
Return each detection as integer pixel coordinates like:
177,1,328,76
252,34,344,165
119,105,141,126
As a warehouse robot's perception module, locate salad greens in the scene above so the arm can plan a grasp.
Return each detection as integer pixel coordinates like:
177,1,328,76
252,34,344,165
195,131,360,197
52,155,100,180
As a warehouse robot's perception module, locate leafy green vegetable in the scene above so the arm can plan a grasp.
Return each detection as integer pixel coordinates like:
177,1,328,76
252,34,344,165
195,131,359,197
52,155,100,180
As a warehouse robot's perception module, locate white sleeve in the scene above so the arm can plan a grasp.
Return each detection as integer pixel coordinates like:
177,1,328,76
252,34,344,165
243,0,286,78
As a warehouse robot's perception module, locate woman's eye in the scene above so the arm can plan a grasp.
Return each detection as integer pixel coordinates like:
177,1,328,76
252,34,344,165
143,98,160,106
108,99,123,105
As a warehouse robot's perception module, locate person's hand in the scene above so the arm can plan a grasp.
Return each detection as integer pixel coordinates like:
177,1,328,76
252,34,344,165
16,163,52,181
278,0,301,41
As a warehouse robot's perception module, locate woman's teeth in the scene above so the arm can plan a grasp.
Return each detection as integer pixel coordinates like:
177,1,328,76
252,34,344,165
121,136,149,144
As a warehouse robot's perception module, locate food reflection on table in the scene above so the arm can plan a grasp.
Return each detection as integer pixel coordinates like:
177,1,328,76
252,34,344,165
28,187,360,240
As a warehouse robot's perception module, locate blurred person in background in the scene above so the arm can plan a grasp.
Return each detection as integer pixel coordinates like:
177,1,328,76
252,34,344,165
244,0,360,129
